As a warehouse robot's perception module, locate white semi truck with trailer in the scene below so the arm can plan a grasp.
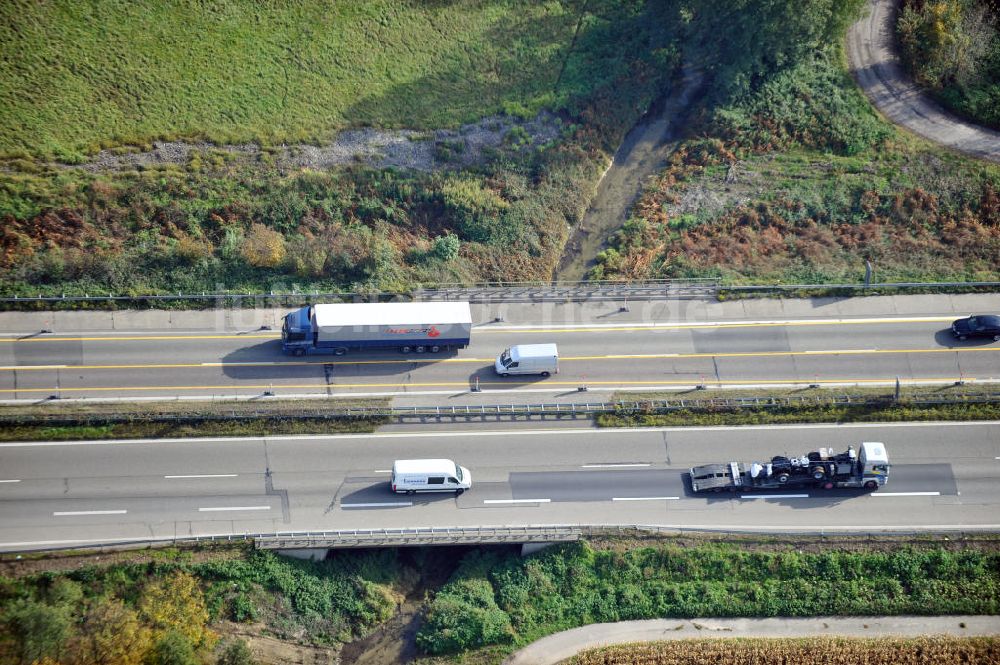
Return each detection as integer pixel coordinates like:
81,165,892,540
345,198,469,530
689,442,890,493
281,301,472,356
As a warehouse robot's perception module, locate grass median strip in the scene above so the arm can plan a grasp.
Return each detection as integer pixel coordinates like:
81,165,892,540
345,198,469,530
599,385,1000,428
0,397,390,441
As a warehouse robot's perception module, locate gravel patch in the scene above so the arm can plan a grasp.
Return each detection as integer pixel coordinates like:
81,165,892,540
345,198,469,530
69,113,563,174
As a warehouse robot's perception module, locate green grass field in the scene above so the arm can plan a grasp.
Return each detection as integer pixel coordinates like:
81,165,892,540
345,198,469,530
0,0,586,160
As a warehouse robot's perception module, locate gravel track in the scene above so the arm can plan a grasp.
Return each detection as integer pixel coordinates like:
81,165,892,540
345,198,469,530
70,114,561,174
503,616,1000,665
846,0,1000,163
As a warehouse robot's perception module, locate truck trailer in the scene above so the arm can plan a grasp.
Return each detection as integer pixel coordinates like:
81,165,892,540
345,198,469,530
281,301,472,356
689,442,890,493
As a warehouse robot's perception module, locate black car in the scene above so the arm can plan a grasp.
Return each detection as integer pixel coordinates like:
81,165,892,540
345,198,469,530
951,314,1000,341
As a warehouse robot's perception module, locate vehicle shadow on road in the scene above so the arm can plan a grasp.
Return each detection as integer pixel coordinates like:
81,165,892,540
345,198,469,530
338,484,462,507
933,329,996,348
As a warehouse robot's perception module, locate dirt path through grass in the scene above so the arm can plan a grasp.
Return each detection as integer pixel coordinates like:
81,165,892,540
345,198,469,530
504,616,1000,665
553,66,704,281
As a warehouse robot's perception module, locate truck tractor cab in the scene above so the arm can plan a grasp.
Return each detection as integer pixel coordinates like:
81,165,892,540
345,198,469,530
858,441,890,490
281,306,313,356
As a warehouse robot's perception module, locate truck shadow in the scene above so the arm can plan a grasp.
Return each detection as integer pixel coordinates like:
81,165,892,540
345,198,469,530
219,341,461,380
682,473,868,507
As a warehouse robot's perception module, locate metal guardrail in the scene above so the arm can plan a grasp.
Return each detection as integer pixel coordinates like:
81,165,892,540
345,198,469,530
6,523,999,554
256,525,586,549
4,279,999,307
3,391,998,426
255,523,1000,549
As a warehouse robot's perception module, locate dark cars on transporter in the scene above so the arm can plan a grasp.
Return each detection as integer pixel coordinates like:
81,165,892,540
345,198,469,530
951,314,1000,341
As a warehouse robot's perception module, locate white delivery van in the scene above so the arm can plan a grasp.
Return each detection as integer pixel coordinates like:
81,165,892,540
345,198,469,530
495,343,558,377
391,459,472,495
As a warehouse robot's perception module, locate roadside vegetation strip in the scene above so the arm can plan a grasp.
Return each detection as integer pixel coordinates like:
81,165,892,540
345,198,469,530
2,535,999,663
0,398,391,442
599,386,1000,428
0,416,387,442
415,540,1000,656
567,637,1000,665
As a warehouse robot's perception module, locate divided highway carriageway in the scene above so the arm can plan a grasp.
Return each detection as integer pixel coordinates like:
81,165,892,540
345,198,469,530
1,295,999,402
0,422,997,551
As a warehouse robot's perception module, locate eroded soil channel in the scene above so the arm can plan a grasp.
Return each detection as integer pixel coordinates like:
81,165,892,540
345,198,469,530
554,66,704,281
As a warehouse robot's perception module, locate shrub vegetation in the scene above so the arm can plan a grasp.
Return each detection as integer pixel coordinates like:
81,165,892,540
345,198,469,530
0,549,398,664
415,541,1000,654
897,0,1000,130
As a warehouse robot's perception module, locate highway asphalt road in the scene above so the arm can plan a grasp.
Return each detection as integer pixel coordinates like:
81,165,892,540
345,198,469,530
0,421,997,552
1,305,999,402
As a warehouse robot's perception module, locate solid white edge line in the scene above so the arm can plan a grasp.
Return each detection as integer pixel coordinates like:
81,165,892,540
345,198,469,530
612,496,681,501
3,379,1000,407
374,470,392,473
739,494,810,499
582,463,652,468
483,499,551,504
10,523,1000,549
3,420,999,448
341,502,413,508
872,491,941,497
197,506,271,512
53,510,127,516
478,315,956,331
0,479,21,483
164,474,238,479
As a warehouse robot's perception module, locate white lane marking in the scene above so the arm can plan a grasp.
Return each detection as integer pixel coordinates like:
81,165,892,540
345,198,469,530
164,474,238,479
0,364,67,370
739,494,810,499
872,491,941,497
374,469,392,473
582,463,651,468
613,496,680,501
3,378,1000,408
53,509,127,516
198,505,271,512
4,420,1000,447
341,502,412,508
0,479,21,483
483,499,551,504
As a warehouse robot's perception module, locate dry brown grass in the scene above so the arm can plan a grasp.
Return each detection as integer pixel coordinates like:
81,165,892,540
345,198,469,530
569,637,1000,664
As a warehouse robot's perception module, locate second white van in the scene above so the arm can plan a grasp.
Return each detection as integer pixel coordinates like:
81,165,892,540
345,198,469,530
495,343,558,377
391,459,472,495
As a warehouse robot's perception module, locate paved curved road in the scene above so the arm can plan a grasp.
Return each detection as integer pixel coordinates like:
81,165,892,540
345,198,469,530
503,616,1000,665
847,0,1000,162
